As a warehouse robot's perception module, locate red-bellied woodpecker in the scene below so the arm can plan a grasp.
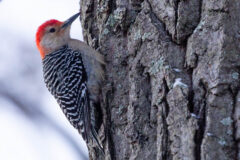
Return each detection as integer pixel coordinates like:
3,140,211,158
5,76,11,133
35,13,105,153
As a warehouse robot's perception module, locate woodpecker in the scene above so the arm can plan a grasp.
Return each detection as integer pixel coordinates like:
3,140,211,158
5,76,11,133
35,13,105,153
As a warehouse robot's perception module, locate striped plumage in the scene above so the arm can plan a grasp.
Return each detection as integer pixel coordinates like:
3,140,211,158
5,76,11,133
36,13,105,154
43,45,90,140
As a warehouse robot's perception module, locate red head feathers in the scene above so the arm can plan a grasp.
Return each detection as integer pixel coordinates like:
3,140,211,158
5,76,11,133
36,20,63,59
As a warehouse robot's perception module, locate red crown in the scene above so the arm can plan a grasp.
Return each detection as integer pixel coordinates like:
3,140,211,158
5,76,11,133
35,20,62,58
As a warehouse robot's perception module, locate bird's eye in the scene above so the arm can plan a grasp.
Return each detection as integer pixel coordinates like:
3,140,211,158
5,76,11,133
49,28,56,33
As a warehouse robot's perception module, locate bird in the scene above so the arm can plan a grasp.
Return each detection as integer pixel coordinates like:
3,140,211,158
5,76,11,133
35,12,105,154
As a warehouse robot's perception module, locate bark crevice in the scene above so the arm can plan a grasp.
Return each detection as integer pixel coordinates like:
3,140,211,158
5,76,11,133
194,80,207,160
231,87,239,159
147,0,175,44
161,78,171,160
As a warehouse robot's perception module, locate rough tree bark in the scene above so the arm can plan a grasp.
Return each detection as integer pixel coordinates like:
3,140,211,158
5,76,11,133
79,0,240,159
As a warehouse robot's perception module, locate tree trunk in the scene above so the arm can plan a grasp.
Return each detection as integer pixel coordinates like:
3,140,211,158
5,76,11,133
80,0,240,159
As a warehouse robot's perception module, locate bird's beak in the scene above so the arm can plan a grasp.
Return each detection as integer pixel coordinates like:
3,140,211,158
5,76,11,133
61,12,80,29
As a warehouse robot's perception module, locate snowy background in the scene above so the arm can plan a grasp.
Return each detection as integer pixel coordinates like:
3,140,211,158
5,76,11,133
0,0,88,159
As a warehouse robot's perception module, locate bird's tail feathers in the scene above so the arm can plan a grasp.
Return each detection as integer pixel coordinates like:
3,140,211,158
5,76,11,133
91,126,105,155
84,89,104,155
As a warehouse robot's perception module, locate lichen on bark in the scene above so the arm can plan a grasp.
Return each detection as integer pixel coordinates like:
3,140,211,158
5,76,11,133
80,0,240,159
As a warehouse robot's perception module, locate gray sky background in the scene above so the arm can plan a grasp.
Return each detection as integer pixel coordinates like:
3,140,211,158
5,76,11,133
0,0,88,160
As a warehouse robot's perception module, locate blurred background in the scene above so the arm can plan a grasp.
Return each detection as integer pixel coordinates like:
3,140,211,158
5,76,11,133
0,0,89,159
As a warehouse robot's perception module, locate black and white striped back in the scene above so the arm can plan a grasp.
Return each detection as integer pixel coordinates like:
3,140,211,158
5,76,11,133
42,45,89,140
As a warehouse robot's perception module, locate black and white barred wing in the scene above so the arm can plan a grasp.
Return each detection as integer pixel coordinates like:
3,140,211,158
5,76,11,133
42,46,91,141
